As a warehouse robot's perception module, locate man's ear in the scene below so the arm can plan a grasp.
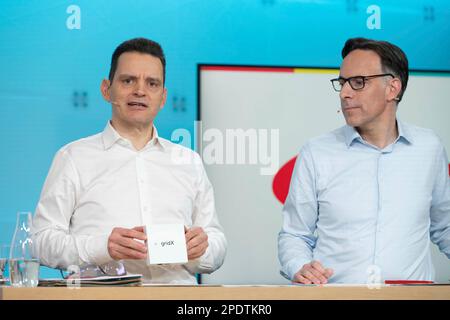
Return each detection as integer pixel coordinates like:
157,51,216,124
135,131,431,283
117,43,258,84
387,78,402,103
100,79,111,102
159,87,168,110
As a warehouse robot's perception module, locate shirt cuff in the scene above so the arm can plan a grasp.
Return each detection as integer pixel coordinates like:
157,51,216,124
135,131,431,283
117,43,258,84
84,234,113,266
185,245,214,274
285,258,309,281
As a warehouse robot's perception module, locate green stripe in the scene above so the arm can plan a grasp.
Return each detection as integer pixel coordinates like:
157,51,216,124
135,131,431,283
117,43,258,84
410,71,450,77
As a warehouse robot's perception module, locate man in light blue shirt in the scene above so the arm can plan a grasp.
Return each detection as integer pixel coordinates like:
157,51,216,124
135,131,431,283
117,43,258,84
278,38,450,284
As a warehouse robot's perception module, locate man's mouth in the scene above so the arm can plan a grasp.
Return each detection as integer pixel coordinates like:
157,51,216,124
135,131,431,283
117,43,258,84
343,105,360,111
127,101,148,108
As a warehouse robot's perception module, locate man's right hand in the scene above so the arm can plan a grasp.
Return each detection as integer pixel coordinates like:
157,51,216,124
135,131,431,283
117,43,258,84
293,260,333,285
107,226,148,260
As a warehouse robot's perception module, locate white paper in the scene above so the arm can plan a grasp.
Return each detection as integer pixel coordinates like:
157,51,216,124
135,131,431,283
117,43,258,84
145,224,188,265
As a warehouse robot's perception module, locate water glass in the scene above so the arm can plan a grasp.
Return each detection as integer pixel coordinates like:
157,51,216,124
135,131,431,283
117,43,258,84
9,211,40,287
0,244,10,284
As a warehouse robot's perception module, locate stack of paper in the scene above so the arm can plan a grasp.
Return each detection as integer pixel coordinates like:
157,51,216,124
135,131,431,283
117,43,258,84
38,274,142,287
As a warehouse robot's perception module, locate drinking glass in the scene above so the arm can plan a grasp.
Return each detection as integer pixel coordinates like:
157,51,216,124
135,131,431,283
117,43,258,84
9,211,40,287
0,244,10,285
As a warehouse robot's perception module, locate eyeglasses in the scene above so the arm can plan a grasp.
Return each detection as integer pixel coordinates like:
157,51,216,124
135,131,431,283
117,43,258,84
60,261,127,279
330,73,395,91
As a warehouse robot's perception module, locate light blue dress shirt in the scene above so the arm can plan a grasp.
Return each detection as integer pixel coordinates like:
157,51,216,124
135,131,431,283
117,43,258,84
278,120,450,283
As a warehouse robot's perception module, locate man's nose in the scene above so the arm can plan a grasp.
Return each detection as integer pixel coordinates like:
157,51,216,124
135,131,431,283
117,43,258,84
133,80,146,96
339,81,354,100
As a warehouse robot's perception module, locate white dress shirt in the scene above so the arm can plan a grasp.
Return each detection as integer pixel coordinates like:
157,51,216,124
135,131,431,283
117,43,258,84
32,122,227,284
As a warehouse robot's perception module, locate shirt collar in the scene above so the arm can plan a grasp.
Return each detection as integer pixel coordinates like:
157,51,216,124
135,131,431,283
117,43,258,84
102,121,166,150
343,118,413,148
343,125,361,147
396,119,413,145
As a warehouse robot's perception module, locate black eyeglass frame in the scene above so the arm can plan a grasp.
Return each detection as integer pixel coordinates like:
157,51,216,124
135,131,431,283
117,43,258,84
330,73,395,91
59,261,127,279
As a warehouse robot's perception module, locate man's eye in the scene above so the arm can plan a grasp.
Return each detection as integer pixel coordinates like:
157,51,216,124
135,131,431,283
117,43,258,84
122,79,133,84
352,78,364,86
149,81,160,87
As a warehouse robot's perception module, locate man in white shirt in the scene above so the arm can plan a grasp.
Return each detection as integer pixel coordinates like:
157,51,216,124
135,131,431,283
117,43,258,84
32,38,227,284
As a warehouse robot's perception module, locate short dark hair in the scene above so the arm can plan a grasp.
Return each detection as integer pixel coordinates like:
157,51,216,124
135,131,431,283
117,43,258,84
342,37,409,102
108,37,166,85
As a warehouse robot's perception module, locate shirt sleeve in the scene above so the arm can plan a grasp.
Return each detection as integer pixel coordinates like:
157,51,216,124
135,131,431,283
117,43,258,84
430,145,450,259
184,153,227,275
278,143,319,280
31,148,112,270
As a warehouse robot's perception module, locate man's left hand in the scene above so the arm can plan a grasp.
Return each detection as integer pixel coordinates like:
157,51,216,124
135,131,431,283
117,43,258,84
185,226,208,260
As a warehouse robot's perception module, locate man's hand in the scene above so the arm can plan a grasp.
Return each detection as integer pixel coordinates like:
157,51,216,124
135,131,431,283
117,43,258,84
293,260,333,285
107,226,147,260
185,226,208,260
